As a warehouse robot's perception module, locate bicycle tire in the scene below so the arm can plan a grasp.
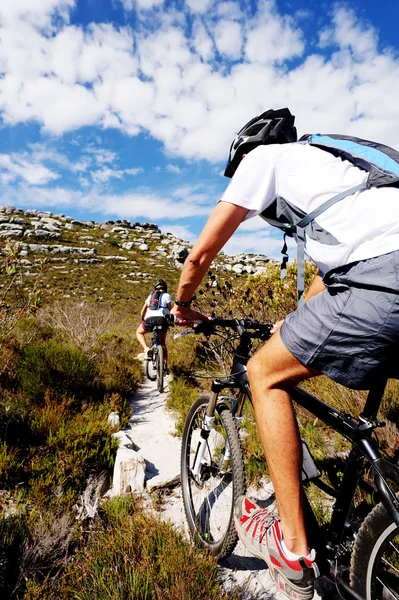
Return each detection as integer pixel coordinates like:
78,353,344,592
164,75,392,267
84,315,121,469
156,345,164,393
181,393,246,560
350,492,399,599
145,347,157,381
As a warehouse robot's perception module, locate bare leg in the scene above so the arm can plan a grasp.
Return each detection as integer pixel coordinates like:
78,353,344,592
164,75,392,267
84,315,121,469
246,330,320,556
136,323,150,353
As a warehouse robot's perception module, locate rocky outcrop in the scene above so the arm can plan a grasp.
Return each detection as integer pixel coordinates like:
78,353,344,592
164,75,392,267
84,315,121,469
0,205,274,277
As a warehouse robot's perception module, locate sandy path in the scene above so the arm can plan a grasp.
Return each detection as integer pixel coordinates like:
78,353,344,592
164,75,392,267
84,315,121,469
126,364,330,599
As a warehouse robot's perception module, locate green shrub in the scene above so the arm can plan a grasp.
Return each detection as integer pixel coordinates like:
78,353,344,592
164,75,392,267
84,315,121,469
166,378,199,435
94,333,142,396
0,442,22,485
60,496,237,600
16,341,99,403
0,512,28,598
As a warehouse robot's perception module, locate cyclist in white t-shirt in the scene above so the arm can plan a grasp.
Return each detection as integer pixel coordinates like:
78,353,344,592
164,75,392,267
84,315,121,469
171,108,399,600
136,279,172,363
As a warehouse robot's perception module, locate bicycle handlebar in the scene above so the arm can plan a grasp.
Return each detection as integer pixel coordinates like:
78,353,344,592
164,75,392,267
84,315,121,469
173,317,273,341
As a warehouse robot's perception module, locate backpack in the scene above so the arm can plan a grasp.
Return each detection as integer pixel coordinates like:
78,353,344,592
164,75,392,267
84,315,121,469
277,134,399,305
148,290,164,311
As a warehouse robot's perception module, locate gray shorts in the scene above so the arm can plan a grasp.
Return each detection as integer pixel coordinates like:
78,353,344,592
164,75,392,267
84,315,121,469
280,250,399,390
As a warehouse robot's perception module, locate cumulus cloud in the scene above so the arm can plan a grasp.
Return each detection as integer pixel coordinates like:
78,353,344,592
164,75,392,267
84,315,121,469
160,224,195,241
91,167,125,183
165,164,183,174
125,167,144,175
1,0,399,160
185,0,213,15
1,0,399,239
224,226,297,259
0,153,59,185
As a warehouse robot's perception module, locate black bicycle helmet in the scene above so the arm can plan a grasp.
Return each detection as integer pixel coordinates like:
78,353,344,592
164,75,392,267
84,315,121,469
154,278,167,291
224,108,297,178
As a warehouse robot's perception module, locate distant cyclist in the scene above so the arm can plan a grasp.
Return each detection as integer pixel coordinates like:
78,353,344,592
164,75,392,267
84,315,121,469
136,279,172,366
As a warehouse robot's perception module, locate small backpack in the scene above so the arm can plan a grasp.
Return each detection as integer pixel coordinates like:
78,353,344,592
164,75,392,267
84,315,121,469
277,134,399,305
148,290,163,311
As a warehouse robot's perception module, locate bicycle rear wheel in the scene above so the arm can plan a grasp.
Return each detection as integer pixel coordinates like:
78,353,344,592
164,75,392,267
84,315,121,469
350,493,399,599
156,345,164,392
145,348,157,381
181,393,246,560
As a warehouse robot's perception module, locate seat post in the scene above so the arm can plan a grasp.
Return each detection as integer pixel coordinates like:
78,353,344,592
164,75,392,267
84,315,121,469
361,375,388,420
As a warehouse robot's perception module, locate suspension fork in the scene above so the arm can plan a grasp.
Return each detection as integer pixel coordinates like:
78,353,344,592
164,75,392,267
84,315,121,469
192,391,218,477
192,385,243,478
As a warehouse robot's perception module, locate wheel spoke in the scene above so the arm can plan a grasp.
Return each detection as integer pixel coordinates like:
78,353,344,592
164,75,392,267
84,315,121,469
376,575,399,600
382,556,399,575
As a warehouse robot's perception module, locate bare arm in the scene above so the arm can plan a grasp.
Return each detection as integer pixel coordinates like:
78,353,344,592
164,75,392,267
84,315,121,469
172,201,249,320
304,271,326,302
140,301,148,321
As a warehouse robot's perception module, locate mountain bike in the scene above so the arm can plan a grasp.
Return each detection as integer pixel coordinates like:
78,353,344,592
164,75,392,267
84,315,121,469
145,325,166,393
176,318,399,600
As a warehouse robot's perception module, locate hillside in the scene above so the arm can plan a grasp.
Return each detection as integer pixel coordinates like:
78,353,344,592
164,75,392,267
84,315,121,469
0,204,279,600
0,205,275,309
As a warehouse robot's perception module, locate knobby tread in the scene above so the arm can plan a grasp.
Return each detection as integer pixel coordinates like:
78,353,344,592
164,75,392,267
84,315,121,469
156,345,164,392
350,492,399,599
145,351,156,381
181,393,246,560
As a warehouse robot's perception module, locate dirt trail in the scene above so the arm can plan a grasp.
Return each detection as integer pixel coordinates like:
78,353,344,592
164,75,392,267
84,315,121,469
127,363,330,599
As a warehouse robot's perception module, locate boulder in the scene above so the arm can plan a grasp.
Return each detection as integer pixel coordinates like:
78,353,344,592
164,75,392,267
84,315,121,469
111,447,146,496
107,412,120,427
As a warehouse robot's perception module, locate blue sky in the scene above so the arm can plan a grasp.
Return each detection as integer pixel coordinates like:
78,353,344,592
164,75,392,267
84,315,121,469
0,0,398,257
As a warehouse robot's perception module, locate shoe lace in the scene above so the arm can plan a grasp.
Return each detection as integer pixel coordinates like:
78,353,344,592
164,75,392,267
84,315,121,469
246,508,277,542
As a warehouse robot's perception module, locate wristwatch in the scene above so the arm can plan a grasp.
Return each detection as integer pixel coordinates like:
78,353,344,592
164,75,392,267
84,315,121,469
175,298,192,308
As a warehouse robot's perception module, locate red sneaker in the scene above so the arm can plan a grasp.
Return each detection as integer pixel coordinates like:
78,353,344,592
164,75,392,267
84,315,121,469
234,496,319,600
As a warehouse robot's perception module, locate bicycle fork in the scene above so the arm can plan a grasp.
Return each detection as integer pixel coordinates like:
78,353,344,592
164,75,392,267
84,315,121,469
192,390,237,478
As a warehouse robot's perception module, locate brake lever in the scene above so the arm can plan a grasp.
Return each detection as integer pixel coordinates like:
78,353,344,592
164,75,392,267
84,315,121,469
173,330,196,340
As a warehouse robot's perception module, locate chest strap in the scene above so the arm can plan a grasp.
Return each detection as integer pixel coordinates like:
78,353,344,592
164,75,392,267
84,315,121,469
293,182,366,305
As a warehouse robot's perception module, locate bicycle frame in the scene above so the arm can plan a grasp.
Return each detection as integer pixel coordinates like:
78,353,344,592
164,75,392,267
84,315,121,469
194,320,399,600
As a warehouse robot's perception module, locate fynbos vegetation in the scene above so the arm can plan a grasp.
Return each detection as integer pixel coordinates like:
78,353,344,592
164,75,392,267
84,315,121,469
0,205,398,598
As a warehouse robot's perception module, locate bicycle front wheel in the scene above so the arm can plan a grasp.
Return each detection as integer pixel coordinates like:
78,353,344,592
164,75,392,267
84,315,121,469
145,349,157,381
156,345,164,393
181,393,246,560
350,493,399,599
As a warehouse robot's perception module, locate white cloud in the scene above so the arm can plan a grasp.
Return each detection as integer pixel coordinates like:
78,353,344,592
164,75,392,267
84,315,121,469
91,167,125,183
185,0,213,15
0,153,59,185
121,0,164,9
214,20,243,60
85,148,117,165
192,22,214,61
224,227,297,259
160,224,194,241
1,0,399,170
165,164,183,174
125,167,144,176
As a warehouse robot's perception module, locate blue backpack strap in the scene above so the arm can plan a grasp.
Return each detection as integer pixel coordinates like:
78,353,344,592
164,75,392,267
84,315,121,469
295,182,366,306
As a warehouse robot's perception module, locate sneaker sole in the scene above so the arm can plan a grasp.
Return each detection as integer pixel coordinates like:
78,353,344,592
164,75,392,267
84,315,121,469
234,515,314,600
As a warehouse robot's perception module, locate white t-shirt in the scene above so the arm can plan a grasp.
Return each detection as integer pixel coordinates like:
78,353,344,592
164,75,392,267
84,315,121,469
221,143,399,274
144,292,172,319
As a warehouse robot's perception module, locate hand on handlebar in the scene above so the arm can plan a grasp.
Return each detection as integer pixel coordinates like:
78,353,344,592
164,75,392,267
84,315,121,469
170,305,211,327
